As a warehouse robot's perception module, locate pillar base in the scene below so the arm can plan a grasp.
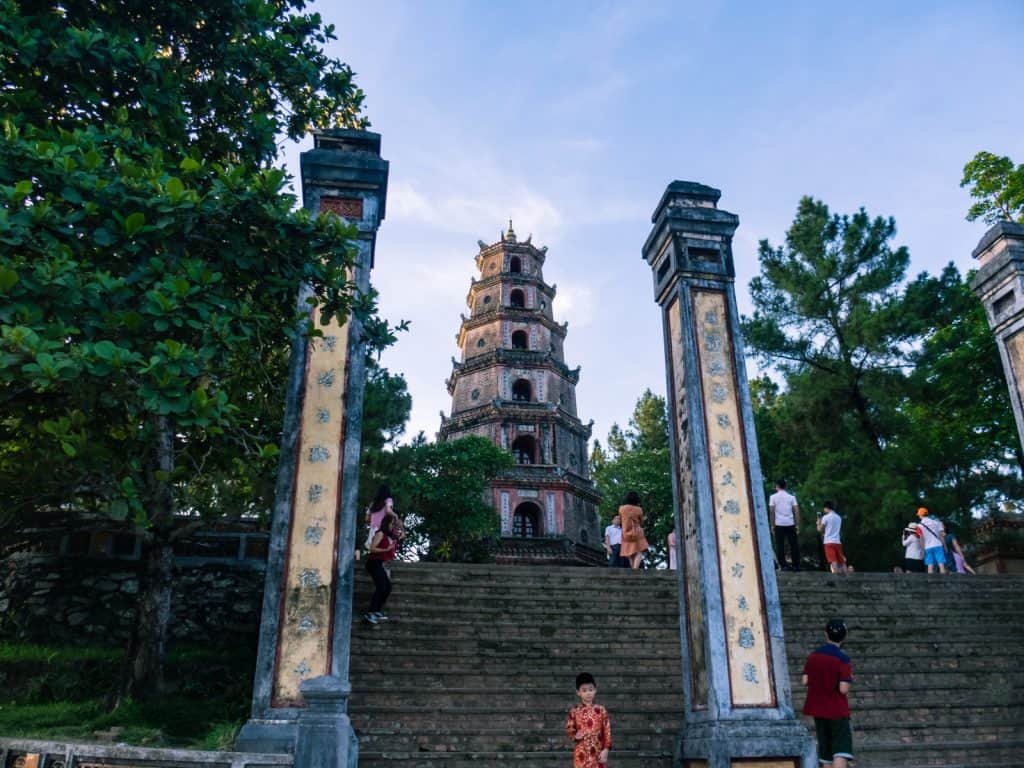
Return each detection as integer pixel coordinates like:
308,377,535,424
293,676,358,768
235,719,297,755
676,718,816,768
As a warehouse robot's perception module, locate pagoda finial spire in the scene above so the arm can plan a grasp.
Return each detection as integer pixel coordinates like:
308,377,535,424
505,219,517,243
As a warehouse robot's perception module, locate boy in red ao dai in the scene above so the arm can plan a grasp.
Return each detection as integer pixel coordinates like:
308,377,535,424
565,672,611,768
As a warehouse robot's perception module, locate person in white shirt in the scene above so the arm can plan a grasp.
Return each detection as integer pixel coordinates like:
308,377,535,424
603,515,625,568
817,501,847,574
901,522,925,573
769,480,801,571
915,507,946,574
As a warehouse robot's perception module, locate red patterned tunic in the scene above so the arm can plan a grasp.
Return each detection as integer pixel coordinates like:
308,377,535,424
565,703,612,768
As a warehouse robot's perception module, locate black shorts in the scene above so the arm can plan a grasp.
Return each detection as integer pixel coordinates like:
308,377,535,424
814,717,853,763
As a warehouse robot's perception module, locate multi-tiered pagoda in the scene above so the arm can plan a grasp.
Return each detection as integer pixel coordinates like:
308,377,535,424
439,223,603,565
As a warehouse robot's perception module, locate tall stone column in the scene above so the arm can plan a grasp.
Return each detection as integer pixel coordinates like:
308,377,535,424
970,222,1024,453
236,129,388,760
642,182,814,768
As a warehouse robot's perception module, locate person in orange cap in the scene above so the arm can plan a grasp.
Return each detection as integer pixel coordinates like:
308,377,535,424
916,507,946,574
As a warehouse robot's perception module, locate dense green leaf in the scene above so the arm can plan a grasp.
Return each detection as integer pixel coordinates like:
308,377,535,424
742,199,1022,570
0,0,376,697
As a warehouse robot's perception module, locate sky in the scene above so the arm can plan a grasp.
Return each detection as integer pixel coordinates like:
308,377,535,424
283,0,1024,447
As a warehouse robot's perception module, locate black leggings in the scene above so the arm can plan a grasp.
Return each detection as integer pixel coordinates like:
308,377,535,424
365,558,392,612
904,557,926,573
775,525,800,568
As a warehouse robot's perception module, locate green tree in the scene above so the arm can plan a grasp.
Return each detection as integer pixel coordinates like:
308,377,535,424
744,198,1022,569
356,357,413,508
591,390,674,565
392,437,513,562
898,266,1024,531
0,0,372,697
961,151,1024,224
744,196,915,452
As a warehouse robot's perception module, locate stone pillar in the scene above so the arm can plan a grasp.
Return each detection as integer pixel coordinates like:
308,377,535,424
642,182,814,768
236,129,388,757
970,222,1024,454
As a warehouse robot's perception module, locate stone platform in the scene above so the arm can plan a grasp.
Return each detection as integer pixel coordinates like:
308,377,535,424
349,563,1024,768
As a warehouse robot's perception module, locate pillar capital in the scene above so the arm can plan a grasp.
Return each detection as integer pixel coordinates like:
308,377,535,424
644,180,739,305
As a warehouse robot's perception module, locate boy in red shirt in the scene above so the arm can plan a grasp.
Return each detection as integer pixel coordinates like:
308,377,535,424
802,618,853,767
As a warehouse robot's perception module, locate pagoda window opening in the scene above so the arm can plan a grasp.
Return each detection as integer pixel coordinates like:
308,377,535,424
512,502,540,536
511,435,536,465
510,289,526,308
511,330,528,349
510,256,522,274
512,378,532,402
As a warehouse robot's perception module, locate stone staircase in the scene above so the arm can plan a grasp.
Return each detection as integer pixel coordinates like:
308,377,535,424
350,564,1024,767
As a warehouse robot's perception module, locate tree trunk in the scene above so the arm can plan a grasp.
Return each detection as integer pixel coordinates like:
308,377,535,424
126,535,174,699
124,415,176,700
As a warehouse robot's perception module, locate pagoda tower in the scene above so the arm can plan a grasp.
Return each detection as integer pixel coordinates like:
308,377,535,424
439,223,603,565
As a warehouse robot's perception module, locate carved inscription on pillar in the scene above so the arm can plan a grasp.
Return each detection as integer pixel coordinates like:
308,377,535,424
318,196,363,220
271,205,355,706
1005,331,1024,416
500,492,511,534
666,296,708,707
693,289,774,707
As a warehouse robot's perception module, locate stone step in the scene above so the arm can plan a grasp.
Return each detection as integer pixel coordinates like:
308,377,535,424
354,728,677,754
357,750,673,768
359,573,1024,597
352,725,1015,755
349,689,684,710
350,625,682,644
351,635,1024,662
349,669,1015,699
857,738,1024,767
355,598,1021,624
353,615,1024,642
349,698,1017,723
350,634,684,656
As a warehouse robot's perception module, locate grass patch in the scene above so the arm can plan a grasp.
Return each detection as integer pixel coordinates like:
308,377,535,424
0,642,121,664
0,641,252,748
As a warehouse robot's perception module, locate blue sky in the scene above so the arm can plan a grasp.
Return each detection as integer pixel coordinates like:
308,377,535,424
284,1,1024,446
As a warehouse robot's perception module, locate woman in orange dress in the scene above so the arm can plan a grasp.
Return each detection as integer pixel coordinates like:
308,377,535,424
617,491,649,569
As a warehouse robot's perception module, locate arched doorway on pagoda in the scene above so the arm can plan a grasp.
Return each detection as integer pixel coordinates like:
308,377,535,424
512,501,541,537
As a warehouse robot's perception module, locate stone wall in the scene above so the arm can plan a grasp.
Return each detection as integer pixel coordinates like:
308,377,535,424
0,553,266,646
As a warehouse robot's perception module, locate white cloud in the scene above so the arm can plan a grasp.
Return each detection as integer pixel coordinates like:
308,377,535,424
555,283,596,329
390,178,562,240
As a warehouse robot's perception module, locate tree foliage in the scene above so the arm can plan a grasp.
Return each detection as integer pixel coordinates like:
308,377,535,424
961,151,1024,224
0,0,373,695
591,390,674,565
744,198,1021,570
391,437,512,563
